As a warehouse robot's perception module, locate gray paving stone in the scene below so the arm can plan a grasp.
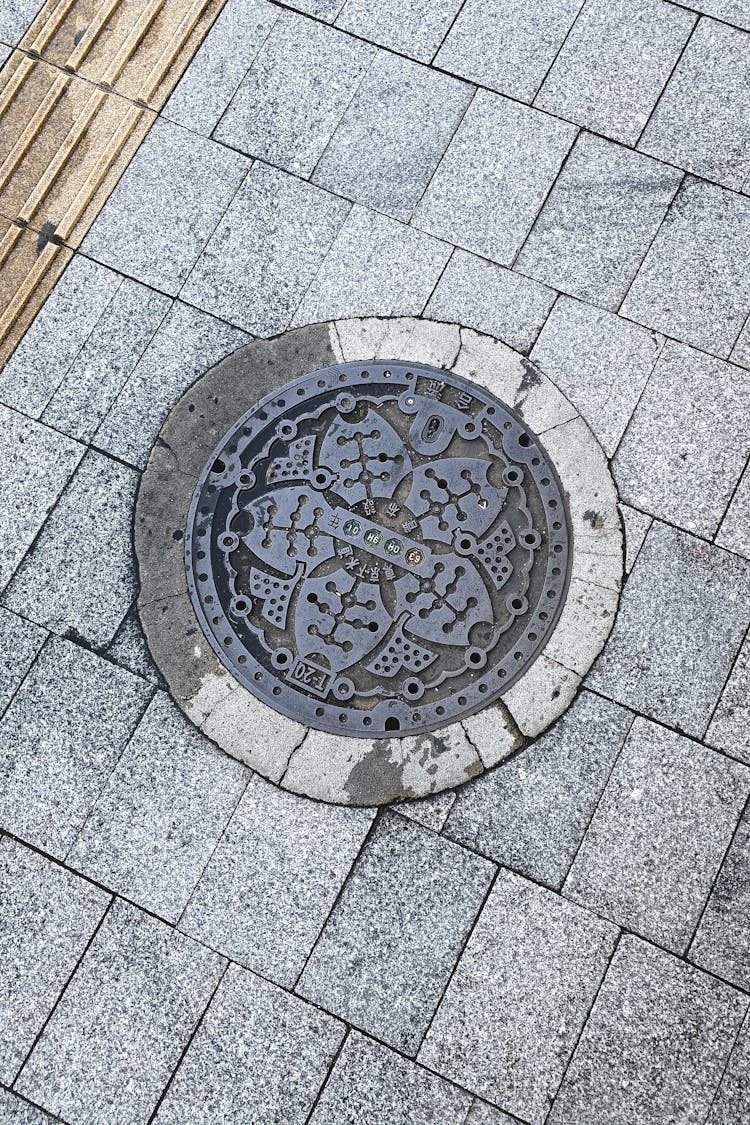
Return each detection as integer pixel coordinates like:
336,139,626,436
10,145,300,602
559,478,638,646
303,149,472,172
0,0,42,43
445,691,632,889
0,636,150,856
620,177,750,357
466,1103,521,1125
16,900,223,1125
92,301,248,469
298,813,494,1054
530,296,664,455
164,0,278,135
690,806,750,990
335,0,464,63
706,1013,750,1125
0,39,9,60
284,0,344,18
292,205,450,326
682,0,750,30
215,12,373,177
717,461,750,559
0,256,118,418
0,607,45,716
565,717,750,951
3,451,139,647
620,504,652,573
419,870,618,1123
0,1089,56,1125
154,963,344,1125
309,1032,471,1125
68,693,247,922
82,120,250,295
414,91,576,265
435,0,584,102
0,839,108,1085
639,18,750,191
731,316,750,368
536,0,695,145
589,521,750,737
106,606,160,686
396,789,456,832
425,250,556,354
182,164,349,335
613,342,750,536
180,775,374,988
548,936,748,1125
0,407,83,593
516,133,681,309
312,52,473,223
706,632,750,764
42,280,170,444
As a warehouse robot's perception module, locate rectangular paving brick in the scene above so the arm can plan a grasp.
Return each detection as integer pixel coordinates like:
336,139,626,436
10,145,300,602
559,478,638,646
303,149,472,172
3,451,140,647
0,636,150,856
639,18,750,191
565,717,750,951
68,693,248,922
42,279,170,444
536,0,695,145
82,120,251,295
0,256,119,418
414,90,576,265
335,0,464,63
309,1032,471,1125
0,1088,57,1123
182,163,349,335
164,0,279,136
706,1012,750,1125
435,0,584,102
690,805,750,991
548,936,747,1125
682,0,750,28
425,251,556,354
16,900,223,1125
0,0,42,43
530,296,664,455
620,177,750,357
215,12,373,177
445,691,632,889
0,839,108,1085
180,774,374,988
706,632,750,765
298,812,494,1054
588,522,750,737
613,342,750,536
292,205,450,325
516,133,681,309
92,301,248,469
0,406,83,593
419,870,618,1123
312,51,473,222
0,607,45,716
154,964,344,1125
717,460,750,559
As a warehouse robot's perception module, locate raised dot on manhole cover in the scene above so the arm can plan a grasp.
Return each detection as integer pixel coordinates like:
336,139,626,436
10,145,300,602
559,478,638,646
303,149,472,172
186,361,572,738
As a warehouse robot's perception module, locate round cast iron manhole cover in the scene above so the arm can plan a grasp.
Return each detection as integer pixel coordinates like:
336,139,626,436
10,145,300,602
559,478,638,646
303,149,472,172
186,361,572,738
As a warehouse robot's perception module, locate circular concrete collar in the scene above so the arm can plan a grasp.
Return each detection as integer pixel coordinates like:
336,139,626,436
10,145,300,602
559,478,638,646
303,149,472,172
135,318,622,806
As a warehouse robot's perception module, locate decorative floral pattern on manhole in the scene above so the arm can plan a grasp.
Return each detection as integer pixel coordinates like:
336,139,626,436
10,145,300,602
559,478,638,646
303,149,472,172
186,362,572,737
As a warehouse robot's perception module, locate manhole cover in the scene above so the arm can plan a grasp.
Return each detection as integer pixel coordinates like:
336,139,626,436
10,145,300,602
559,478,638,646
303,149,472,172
186,360,572,738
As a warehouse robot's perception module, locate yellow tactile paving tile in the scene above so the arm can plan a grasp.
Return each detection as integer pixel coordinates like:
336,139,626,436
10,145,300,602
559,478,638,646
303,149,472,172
0,216,71,366
0,0,226,371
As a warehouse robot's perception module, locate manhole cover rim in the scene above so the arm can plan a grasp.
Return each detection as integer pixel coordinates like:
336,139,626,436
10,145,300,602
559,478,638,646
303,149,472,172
184,358,574,738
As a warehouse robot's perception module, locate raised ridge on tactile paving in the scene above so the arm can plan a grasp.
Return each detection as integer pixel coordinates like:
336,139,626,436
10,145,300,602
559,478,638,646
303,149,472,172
0,0,224,366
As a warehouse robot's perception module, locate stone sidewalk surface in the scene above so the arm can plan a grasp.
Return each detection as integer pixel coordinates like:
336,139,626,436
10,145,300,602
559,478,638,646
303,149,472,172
0,0,749,1122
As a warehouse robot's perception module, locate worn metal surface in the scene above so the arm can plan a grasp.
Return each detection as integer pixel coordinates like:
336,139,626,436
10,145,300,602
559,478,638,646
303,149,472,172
186,361,572,737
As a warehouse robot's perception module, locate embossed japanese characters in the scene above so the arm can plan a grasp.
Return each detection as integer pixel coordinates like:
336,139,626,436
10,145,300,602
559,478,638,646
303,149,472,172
185,361,572,737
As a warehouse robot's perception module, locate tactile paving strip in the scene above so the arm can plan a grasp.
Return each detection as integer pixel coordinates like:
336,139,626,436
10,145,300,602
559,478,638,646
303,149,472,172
0,0,224,366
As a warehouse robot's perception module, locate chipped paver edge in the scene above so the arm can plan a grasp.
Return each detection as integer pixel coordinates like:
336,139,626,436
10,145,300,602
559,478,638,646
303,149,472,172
135,317,623,804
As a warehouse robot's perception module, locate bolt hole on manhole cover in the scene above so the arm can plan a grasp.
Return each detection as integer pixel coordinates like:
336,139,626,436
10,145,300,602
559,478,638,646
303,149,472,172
136,320,622,805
